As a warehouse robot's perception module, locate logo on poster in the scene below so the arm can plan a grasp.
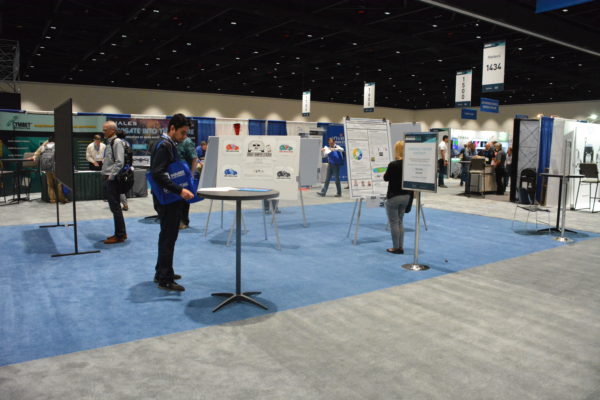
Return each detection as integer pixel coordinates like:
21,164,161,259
278,144,294,153
225,143,240,152
352,148,363,160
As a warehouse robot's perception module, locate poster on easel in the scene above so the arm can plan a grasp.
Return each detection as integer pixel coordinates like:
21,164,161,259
343,117,391,198
215,136,300,200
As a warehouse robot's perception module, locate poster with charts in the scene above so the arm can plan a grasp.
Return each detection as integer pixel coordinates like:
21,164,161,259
344,117,392,198
216,136,300,200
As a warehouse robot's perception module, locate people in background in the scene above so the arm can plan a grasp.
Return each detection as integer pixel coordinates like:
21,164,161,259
86,134,106,171
504,146,513,190
317,137,345,197
195,140,207,175
177,135,198,229
101,121,127,244
116,130,131,211
483,142,496,164
493,143,507,195
438,135,449,188
151,113,194,291
459,141,475,186
383,141,413,254
32,135,68,204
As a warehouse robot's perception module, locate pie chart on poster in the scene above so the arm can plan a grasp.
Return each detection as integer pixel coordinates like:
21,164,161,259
352,148,363,160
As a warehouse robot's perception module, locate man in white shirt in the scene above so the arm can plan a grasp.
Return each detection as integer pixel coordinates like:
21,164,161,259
86,134,106,171
438,135,449,188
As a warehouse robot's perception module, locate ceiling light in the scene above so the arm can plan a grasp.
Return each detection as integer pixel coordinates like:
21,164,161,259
518,47,523,51
29,65,35,68
384,11,391,15
172,49,177,53
121,34,127,38
235,57,240,60
589,113,598,120
296,56,301,60
176,76,180,80
45,36,51,39
36,53,41,56
550,56,555,59
186,42,192,46
156,57,161,60
432,24,437,28
111,43,116,46
253,51,259,54
100,52,105,55
215,63,220,66
549,82,553,85
110,80,114,83
411,74,415,77
352,42,357,46
578,63,583,66
307,34,312,38
92,58,96,61
395,50,400,54
562,8,568,12
475,23,479,27
125,72,130,76
437,59,443,62
230,21,237,25
476,35,481,39
50,26,56,30
39,46,45,49
153,9,159,13
144,63,149,66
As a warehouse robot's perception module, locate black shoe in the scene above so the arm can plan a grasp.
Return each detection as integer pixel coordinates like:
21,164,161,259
386,248,404,254
439,184,448,188
154,274,182,283
158,281,185,292
317,192,325,197
334,194,342,197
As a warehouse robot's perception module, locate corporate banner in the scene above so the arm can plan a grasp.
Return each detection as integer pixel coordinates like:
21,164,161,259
215,136,300,201
402,132,439,192
363,82,375,112
455,70,472,107
344,117,391,198
0,112,106,133
482,41,506,92
302,90,311,117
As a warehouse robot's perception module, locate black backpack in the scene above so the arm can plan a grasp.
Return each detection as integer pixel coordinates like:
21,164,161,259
110,139,135,194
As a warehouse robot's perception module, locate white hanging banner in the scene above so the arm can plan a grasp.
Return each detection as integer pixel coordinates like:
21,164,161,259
482,40,506,92
363,82,375,112
302,90,311,117
455,69,472,107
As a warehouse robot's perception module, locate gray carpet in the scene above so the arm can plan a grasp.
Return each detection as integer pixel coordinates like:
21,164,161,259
1,237,599,400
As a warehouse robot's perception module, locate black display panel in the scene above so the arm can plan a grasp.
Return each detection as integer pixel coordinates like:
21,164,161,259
53,99,74,189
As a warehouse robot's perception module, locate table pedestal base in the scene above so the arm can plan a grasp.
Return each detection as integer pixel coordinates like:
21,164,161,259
212,291,267,312
554,236,571,243
537,227,577,234
402,263,430,271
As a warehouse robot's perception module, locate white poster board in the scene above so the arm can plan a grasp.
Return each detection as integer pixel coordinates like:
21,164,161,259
482,40,506,92
402,132,439,192
215,136,300,201
344,117,392,198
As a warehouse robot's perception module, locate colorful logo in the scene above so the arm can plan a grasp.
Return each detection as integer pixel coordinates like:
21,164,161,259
225,144,239,152
224,168,238,177
372,167,387,173
352,148,363,160
279,144,294,152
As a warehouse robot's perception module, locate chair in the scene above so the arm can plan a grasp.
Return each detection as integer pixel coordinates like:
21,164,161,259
575,163,599,213
512,168,551,232
468,158,486,197
0,164,14,203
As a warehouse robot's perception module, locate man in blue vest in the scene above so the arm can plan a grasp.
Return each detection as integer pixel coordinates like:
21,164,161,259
318,137,345,197
151,114,195,291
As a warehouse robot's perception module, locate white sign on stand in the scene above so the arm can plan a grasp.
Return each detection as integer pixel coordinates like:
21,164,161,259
482,41,506,92
215,136,301,201
343,117,392,198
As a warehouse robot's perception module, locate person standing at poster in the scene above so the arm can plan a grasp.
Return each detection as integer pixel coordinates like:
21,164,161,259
493,143,507,195
86,134,105,171
438,135,449,188
176,136,198,229
383,141,413,254
317,137,345,197
101,121,127,244
151,114,194,291
32,135,68,204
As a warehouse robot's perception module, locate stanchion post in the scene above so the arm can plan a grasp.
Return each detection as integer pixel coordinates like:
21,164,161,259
402,191,429,271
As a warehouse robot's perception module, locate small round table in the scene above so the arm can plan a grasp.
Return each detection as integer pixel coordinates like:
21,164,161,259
539,173,584,241
197,188,279,312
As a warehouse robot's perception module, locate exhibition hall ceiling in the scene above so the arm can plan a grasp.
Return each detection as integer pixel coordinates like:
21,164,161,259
4,0,600,109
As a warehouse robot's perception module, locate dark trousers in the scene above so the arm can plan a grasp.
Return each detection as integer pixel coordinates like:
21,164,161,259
105,179,126,238
89,162,102,171
154,199,182,284
504,164,511,189
438,159,447,186
495,166,506,194
321,164,341,195
180,201,190,225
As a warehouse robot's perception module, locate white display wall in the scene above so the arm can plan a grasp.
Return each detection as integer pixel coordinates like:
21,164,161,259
215,136,301,201
215,118,249,136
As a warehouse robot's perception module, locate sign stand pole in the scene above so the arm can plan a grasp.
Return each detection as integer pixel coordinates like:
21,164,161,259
402,192,429,271
346,198,359,237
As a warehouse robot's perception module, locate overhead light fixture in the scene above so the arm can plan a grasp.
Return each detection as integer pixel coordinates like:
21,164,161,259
231,21,237,25
589,113,598,120
172,49,177,53
156,57,161,60
253,51,259,54
352,42,357,45
307,34,312,38
562,8,568,12
476,35,481,39
384,11,391,15
432,24,437,28
111,43,116,46
92,58,97,61
121,34,127,38
395,50,400,54
518,47,523,51
99,52,105,55
45,36,51,39
550,56,555,59
186,42,192,46
50,26,56,30
153,9,159,13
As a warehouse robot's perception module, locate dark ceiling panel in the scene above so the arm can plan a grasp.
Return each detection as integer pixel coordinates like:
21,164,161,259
3,0,599,109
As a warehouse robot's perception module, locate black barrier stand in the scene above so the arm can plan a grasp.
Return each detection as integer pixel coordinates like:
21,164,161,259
39,178,74,229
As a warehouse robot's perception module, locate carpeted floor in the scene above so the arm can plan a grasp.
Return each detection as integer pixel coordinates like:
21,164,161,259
0,202,595,367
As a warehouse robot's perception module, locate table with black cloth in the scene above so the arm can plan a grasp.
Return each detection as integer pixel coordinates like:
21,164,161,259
197,188,279,312
41,169,148,202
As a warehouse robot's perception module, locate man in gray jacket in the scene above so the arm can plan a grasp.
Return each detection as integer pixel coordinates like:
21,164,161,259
101,120,127,244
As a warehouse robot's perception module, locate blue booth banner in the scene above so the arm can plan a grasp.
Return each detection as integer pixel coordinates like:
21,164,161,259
480,98,500,113
535,0,592,13
461,108,478,120
323,123,348,182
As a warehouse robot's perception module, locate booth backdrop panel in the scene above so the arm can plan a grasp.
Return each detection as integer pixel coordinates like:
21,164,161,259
299,138,322,187
248,119,266,135
267,120,287,136
198,136,219,188
390,122,422,150
195,117,215,144
215,119,248,136
516,119,540,199
286,121,318,136
53,99,74,190
537,117,554,198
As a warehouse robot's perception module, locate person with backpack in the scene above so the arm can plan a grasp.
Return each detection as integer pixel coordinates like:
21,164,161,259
317,137,345,197
150,114,194,291
32,135,68,204
101,121,127,244
116,130,133,211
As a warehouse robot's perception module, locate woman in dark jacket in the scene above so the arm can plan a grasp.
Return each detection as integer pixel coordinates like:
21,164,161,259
383,141,413,254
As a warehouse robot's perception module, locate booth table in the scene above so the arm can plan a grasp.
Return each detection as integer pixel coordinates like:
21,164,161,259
0,158,35,204
198,188,279,312
540,172,584,234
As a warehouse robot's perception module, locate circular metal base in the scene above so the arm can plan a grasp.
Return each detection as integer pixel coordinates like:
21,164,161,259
402,263,430,271
554,236,571,243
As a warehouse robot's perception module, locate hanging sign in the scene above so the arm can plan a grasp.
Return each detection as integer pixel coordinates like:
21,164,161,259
461,108,477,120
363,82,375,112
302,90,311,117
480,98,500,113
455,70,472,107
482,41,506,92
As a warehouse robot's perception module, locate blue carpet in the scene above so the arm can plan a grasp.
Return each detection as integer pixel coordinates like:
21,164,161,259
0,203,596,366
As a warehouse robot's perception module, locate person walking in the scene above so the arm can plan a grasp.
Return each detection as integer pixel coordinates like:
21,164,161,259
383,141,413,254
101,121,127,244
317,137,345,197
438,135,449,188
151,113,194,291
